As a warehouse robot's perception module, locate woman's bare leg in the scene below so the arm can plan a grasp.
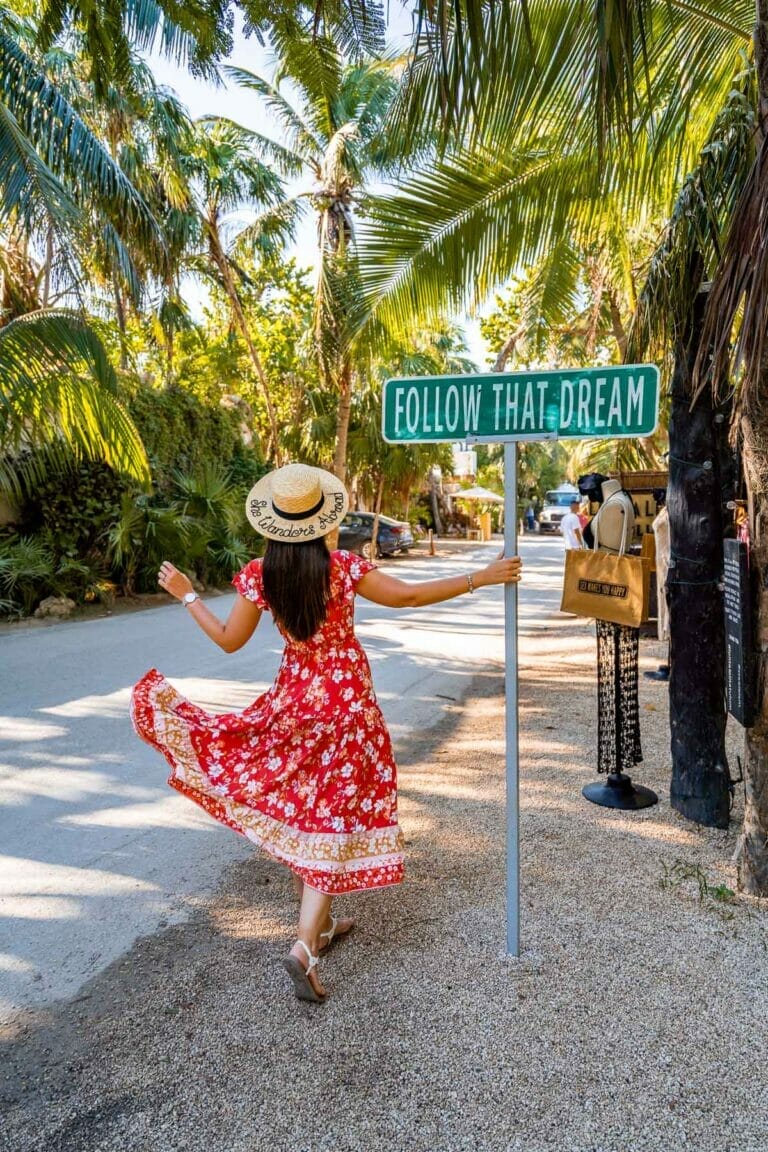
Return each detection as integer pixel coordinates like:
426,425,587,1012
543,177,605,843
290,884,332,996
289,872,353,950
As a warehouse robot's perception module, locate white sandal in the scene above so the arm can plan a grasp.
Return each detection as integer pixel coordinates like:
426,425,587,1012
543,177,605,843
320,914,354,952
320,914,338,949
282,940,326,1004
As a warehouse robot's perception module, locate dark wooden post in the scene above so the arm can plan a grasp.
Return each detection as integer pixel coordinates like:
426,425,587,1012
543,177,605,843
667,290,730,827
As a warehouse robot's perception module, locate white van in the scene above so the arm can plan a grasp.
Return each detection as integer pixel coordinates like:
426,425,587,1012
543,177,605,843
538,483,580,535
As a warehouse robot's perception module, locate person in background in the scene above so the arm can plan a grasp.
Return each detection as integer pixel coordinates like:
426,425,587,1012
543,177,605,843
525,504,536,532
559,499,585,550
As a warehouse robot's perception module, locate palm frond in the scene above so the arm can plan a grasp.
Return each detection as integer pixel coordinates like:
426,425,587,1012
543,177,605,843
36,0,227,98
406,0,752,152
0,310,150,495
241,0,385,60
628,85,756,366
0,100,78,229
356,146,580,339
272,30,344,140
223,67,324,165
517,239,583,362
232,198,305,260
696,125,768,410
206,106,306,179
0,31,164,253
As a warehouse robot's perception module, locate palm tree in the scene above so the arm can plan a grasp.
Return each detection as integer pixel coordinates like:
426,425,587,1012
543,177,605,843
228,45,400,484
0,14,163,494
35,0,386,99
36,47,199,374
185,116,291,463
358,2,752,330
383,0,766,881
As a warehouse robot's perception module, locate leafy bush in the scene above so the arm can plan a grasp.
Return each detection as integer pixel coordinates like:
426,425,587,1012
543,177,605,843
22,461,125,561
0,536,55,615
0,535,114,615
126,384,263,495
2,383,266,614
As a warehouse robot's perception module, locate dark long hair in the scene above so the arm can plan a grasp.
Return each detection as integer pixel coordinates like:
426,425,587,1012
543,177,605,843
261,537,331,642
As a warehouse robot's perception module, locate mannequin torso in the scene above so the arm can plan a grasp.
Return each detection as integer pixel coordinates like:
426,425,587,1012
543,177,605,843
592,479,635,553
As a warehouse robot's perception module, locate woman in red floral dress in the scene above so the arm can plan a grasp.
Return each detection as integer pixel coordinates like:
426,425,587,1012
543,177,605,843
131,463,521,1003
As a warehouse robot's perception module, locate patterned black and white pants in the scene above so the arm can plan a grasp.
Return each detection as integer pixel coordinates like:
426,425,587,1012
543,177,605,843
596,620,642,775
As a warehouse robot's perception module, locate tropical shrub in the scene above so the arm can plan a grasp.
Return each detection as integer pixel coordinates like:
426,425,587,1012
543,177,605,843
0,534,114,616
126,384,260,495
1,382,266,613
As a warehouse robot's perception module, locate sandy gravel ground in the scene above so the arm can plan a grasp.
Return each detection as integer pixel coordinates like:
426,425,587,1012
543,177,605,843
2,610,766,1152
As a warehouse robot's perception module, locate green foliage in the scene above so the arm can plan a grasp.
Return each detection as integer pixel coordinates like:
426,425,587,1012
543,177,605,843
22,460,125,560
125,383,262,494
0,310,151,497
475,441,569,512
0,535,55,614
4,380,266,611
105,491,190,595
0,530,114,615
105,465,258,595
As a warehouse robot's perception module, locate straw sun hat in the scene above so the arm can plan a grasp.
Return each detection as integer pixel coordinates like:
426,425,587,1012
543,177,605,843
245,463,349,541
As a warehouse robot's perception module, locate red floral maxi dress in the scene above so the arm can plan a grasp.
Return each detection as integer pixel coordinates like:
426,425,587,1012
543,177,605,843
130,551,404,894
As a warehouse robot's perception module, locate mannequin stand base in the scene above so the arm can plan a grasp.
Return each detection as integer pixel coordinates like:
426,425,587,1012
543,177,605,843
582,772,658,810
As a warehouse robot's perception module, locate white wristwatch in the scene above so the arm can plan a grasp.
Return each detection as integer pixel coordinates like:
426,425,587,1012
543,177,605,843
182,591,199,607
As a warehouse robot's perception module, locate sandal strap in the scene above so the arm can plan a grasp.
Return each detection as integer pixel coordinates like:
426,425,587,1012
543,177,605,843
295,938,319,972
319,915,337,943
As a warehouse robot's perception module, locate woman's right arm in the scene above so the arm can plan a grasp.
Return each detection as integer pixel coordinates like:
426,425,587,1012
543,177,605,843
157,561,262,652
355,556,522,609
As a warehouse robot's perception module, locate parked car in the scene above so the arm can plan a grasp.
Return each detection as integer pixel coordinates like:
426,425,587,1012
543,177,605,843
538,483,580,535
338,512,414,559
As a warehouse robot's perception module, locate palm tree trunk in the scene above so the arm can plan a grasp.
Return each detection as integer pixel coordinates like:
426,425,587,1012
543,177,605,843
113,274,128,371
208,230,282,465
370,472,384,559
668,288,730,827
732,0,768,892
332,358,353,486
42,226,53,307
608,289,628,358
493,324,526,372
736,409,768,890
324,357,353,550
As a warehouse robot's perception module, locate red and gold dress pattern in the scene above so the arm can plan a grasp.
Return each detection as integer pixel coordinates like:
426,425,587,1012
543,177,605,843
131,550,404,894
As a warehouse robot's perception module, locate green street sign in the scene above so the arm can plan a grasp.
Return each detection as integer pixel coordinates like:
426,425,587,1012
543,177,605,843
382,364,660,443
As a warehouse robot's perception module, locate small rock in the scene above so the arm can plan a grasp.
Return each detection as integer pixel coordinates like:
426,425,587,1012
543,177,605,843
34,596,76,619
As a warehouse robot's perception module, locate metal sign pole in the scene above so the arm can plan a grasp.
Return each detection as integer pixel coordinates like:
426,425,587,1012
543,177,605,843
504,441,520,957
382,367,661,960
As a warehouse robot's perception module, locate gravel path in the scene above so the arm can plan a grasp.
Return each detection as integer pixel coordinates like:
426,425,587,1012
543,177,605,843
2,609,766,1152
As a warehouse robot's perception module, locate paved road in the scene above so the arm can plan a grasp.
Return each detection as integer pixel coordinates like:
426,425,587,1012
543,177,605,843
0,536,565,1023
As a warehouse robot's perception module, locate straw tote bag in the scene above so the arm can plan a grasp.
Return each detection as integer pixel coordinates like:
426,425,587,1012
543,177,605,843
560,497,644,628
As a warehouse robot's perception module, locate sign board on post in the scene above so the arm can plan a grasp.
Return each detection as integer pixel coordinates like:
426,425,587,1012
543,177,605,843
381,365,660,958
383,365,660,444
723,539,755,727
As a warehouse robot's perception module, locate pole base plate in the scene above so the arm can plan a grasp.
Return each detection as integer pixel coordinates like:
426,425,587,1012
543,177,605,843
582,772,658,810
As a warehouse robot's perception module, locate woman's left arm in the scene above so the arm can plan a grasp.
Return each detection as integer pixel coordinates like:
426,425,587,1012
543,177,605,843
157,561,262,652
355,555,522,609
